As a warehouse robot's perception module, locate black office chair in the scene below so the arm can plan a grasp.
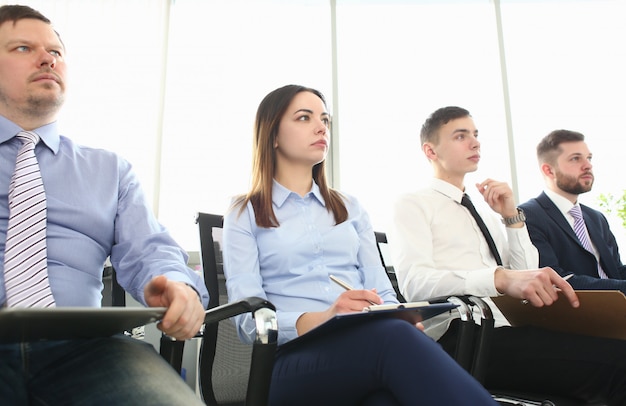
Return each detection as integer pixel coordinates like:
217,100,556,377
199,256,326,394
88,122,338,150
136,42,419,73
194,212,278,406
374,230,604,406
105,217,278,406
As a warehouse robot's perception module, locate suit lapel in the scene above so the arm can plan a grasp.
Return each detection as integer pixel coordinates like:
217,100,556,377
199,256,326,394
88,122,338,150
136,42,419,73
536,193,582,247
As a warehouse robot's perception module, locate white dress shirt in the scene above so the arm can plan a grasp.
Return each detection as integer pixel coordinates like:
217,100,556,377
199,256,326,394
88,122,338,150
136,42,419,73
544,188,579,228
389,178,539,340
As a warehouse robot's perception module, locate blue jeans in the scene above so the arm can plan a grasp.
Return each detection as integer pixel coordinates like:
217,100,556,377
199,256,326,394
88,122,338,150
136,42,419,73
0,334,203,405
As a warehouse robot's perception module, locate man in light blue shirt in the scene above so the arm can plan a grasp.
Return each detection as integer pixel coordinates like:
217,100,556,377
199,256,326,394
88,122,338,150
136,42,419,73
0,117,208,308
0,5,208,404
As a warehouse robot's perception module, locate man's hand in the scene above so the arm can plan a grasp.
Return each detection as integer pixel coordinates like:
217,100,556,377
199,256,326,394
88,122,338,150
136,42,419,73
476,179,518,218
494,266,580,308
144,275,205,340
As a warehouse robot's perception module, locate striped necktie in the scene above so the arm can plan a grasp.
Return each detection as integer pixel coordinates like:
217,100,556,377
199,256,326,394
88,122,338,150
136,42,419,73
3,131,55,307
569,205,608,279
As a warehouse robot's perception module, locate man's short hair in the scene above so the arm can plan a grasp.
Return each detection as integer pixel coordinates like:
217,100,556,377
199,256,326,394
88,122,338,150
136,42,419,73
0,4,51,26
0,5,63,49
421,106,470,145
536,129,585,165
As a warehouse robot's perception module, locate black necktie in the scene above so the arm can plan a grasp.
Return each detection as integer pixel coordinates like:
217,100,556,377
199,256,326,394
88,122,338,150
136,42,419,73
460,194,503,266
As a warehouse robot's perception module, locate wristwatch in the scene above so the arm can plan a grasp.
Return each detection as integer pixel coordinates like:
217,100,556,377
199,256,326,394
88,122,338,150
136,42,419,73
501,208,526,226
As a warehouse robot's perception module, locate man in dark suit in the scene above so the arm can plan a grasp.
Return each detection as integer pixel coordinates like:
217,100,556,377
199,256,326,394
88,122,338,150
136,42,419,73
520,129,626,293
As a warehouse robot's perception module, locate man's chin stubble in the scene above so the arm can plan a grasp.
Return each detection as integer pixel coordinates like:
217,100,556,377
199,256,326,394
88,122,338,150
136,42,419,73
23,94,65,117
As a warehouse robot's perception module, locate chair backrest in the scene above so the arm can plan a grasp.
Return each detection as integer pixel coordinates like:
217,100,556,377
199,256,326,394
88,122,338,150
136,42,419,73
196,212,275,406
103,265,126,307
374,231,406,303
197,213,224,311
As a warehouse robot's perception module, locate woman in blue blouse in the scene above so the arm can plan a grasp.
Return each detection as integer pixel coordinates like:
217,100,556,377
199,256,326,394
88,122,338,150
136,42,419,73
222,84,496,405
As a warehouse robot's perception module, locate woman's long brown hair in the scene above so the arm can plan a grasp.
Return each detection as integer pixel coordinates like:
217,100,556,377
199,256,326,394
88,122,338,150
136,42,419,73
234,84,347,228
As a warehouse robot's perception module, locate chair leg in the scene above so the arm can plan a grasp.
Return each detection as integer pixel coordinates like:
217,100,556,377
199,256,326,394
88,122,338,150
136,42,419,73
159,335,186,374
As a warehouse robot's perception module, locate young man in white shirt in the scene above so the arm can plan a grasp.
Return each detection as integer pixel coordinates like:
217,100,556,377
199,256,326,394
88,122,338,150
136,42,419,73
389,106,626,403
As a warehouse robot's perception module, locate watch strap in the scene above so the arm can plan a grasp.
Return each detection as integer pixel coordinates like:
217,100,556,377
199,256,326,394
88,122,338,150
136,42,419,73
501,208,526,226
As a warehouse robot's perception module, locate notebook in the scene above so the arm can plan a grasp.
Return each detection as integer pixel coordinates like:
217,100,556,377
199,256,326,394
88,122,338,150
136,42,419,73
0,306,167,342
491,290,626,341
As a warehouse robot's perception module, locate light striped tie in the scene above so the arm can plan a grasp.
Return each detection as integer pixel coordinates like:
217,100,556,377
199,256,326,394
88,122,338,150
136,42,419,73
3,131,55,307
569,205,608,279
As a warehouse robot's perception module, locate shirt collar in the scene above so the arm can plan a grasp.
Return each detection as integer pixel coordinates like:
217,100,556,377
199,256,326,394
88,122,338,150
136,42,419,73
272,179,326,208
0,115,61,154
431,178,464,203
544,188,578,217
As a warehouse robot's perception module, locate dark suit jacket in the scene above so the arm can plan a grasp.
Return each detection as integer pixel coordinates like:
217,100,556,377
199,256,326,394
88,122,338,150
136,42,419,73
520,192,626,293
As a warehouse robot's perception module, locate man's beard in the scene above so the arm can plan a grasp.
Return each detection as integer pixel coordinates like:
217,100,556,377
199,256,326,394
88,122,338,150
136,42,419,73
555,170,593,195
22,92,65,116
0,81,65,118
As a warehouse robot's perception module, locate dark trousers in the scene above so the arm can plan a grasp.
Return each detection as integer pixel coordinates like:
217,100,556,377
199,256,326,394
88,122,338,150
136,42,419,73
270,318,497,406
439,320,626,405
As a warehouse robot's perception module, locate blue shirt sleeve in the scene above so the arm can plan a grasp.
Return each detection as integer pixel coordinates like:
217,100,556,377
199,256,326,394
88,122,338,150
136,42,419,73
109,157,209,307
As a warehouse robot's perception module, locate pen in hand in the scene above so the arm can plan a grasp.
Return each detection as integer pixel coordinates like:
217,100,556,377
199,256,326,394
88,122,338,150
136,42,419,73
521,273,574,305
329,274,378,305
555,273,574,290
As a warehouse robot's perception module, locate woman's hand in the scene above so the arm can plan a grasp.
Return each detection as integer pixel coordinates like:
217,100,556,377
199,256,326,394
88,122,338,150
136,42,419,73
295,289,382,336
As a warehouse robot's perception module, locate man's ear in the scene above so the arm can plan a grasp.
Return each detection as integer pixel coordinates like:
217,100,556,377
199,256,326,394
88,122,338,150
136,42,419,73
540,162,554,178
423,143,436,160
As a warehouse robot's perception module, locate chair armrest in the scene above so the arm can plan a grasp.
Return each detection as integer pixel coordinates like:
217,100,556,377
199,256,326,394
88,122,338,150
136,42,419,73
446,296,475,371
204,297,278,345
427,295,496,383
159,297,277,374
425,295,475,371
467,296,494,384
468,296,493,320
203,297,275,326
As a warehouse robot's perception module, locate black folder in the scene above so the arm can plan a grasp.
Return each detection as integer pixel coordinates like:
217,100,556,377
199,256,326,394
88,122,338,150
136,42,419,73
0,306,166,342
279,301,457,350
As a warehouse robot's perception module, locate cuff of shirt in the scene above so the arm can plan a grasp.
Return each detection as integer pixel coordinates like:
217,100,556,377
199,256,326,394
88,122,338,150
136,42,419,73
464,267,501,297
277,311,304,346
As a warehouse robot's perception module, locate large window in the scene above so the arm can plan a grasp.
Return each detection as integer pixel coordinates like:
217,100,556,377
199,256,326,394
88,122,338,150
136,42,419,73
158,0,332,251
20,0,332,252
335,0,508,233
500,0,626,249
334,0,626,248
14,0,626,252
20,0,169,204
